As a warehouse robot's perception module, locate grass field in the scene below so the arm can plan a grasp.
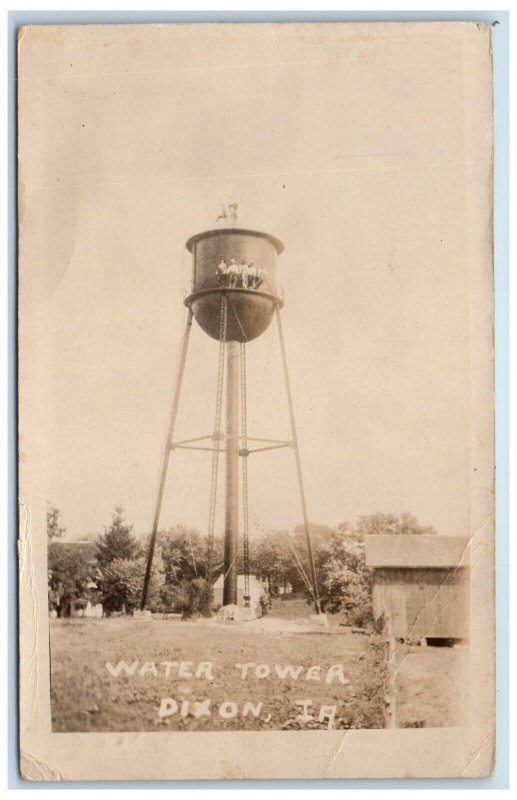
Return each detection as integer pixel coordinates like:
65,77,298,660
50,603,385,732
395,640,468,728
50,597,465,732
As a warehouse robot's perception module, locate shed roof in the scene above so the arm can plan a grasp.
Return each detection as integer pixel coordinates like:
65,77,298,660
364,535,469,569
212,574,263,591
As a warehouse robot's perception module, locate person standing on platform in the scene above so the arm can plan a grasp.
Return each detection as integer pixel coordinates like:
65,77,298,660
240,259,249,289
247,262,258,289
216,258,227,286
257,266,270,291
227,259,240,288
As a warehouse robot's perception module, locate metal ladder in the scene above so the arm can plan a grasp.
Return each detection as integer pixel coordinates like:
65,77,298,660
205,295,227,587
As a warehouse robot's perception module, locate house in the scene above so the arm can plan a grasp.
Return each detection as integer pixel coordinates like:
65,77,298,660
365,534,469,643
212,574,265,613
47,539,100,618
83,600,104,618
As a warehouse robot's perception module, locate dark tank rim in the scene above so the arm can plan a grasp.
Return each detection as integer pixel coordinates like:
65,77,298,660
184,286,284,310
185,227,284,255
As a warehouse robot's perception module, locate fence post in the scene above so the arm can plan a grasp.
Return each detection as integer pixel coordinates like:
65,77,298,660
384,614,398,728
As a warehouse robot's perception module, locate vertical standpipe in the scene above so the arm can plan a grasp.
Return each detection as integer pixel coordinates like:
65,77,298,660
223,340,240,605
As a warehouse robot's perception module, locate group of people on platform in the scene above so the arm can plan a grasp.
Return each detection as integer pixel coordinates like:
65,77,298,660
216,258,270,290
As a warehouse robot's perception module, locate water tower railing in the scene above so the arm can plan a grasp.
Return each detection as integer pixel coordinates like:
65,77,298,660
184,259,282,298
183,284,284,308
183,275,284,307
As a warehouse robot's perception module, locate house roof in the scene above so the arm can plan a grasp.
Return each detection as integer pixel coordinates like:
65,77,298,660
49,539,94,546
364,535,469,569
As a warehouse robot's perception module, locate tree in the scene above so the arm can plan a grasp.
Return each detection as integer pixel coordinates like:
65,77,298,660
355,512,437,537
250,523,373,624
48,542,96,616
96,552,165,615
316,528,372,625
250,530,296,594
95,507,141,568
47,504,66,540
159,525,204,583
158,526,224,583
292,523,335,593
96,557,144,615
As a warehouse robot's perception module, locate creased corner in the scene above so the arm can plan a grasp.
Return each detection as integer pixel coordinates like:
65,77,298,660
17,25,27,47
460,730,496,777
20,751,62,782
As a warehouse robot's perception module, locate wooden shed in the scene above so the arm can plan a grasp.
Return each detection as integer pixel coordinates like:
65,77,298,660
365,535,469,643
212,573,264,612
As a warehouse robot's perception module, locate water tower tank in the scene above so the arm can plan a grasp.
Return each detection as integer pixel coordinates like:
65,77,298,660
185,224,284,342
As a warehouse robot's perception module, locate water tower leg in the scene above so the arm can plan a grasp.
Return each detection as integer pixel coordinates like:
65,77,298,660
140,309,194,610
223,340,239,606
275,308,321,615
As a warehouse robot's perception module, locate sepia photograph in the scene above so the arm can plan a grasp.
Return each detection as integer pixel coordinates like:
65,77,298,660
17,20,495,780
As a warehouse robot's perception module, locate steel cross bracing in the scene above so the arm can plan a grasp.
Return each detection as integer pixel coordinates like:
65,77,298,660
170,434,293,454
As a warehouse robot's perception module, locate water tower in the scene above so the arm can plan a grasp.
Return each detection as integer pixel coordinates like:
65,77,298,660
140,205,320,615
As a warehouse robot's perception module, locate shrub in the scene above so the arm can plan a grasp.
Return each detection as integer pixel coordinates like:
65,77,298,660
173,578,213,619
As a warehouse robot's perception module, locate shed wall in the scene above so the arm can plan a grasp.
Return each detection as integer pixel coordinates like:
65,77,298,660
372,567,469,640
213,580,263,611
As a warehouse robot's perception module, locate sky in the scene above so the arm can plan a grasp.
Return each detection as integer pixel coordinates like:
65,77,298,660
18,23,491,540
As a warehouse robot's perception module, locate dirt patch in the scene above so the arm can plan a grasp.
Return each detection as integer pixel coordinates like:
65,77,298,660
207,616,330,634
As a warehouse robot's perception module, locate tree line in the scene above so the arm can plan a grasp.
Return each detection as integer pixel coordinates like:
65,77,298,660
47,504,435,623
